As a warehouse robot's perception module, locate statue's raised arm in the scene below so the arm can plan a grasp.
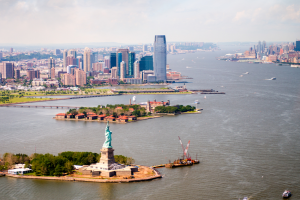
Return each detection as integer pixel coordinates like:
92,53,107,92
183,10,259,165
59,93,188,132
103,121,112,148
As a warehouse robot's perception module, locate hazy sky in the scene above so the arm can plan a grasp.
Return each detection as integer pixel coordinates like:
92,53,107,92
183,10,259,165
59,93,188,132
0,0,299,44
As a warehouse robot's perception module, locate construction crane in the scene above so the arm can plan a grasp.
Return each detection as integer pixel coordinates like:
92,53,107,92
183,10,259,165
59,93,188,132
178,136,191,160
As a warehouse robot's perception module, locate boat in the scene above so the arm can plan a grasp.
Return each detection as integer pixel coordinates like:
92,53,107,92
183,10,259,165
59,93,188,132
271,77,276,80
204,95,206,99
282,190,291,198
244,72,249,74
291,64,299,68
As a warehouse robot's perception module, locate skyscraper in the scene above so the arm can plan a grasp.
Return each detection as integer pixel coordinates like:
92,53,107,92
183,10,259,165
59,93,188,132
75,68,87,86
48,57,55,78
139,56,153,71
128,52,135,76
0,62,14,79
296,40,300,51
110,53,116,69
83,47,91,72
116,49,129,75
68,49,77,58
120,61,126,80
63,50,68,70
117,52,122,76
143,44,148,52
134,61,140,79
153,35,167,82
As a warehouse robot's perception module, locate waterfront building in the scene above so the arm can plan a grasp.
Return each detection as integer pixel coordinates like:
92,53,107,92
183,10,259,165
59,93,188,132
0,62,14,79
110,53,116,69
83,47,91,72
139,55,153,71
63,50,68,70
120,61,126,80
134,61,140,79
75,68,86,86
140,70,154,82
128,52,135,76
116,49,129,75
153,35,167,82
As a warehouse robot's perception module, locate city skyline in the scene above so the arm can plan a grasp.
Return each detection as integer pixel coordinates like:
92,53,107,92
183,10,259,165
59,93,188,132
0,0,299,45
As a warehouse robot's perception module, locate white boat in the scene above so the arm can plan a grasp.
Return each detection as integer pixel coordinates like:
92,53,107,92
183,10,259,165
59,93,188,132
282,190,291,198
270,77,276,80
204,96,206,99
244,72,249,74
291,64,299,68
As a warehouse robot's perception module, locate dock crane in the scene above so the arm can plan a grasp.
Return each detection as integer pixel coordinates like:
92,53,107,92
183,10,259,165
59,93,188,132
178,136,191,160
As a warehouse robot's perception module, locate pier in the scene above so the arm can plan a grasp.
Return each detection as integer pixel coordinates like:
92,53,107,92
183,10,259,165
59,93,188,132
0,104,80,109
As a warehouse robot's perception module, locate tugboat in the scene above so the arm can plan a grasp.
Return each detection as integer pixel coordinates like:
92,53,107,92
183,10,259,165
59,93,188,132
282,190,291,198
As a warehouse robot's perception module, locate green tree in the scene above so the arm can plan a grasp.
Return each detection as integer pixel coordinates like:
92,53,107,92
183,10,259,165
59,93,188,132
54,164,63,176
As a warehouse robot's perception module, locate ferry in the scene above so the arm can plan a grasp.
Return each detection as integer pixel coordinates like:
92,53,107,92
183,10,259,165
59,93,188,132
270,77,276,80
291,64,299,68
282,190,291,198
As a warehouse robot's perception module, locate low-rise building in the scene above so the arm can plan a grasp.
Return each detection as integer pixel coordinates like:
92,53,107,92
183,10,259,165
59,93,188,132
56,113,66,119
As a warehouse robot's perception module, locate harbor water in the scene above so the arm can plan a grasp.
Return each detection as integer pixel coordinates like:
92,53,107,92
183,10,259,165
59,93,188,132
1,46,300,199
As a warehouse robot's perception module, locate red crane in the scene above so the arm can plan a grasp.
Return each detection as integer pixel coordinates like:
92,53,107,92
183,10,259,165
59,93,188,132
178,136,191,160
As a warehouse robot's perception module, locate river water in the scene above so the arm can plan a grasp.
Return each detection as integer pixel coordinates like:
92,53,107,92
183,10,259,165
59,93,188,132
1,46,300,199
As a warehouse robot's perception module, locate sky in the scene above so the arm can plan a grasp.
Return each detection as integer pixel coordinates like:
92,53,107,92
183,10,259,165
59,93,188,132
0,0,299,45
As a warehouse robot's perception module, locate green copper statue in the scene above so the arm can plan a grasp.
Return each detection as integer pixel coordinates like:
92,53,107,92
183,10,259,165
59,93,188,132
103,121,112,148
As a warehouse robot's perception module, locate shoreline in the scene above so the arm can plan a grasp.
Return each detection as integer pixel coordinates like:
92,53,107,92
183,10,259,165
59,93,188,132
5,166,162,183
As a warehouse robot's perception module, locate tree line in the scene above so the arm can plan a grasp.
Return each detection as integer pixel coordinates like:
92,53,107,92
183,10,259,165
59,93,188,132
0,152,134,176
154,105,196,113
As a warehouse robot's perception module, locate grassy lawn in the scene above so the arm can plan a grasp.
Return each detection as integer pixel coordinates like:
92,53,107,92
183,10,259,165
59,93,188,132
0,97,53,104
184,110,198,113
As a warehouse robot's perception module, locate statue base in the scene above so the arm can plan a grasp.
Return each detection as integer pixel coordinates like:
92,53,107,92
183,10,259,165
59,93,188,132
96,147,115,170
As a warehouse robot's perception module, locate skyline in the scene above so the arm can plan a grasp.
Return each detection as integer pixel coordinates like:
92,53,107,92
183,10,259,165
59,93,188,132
0,0,299,45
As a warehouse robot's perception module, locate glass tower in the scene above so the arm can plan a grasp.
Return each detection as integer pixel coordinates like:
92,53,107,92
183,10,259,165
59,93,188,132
153,35,167,82
139,56,153,71
110,53,116,68
117,52,122,76
128,52,135,76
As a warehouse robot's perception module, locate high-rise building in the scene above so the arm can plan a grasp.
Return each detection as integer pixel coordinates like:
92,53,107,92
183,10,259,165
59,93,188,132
128,52,135,76
67,65,78,74
67,56,77,66
92,52,98,65
63,50,68,70
257,41,261,53
296,41,300,51
116,49,129,75
153,35,167,82
110,53,116,69
51,67,55,79
0,62,14,79
55,49,61,55
83,47,91,72
77,56,83,70
68,49,77,58
0,52,3,60
48,57,55,78
134,61,140,79
27,69,40,80
15,69,20,79
75,68,87,86
63,73,75,86
104,56,110,68
139,56,153,71
93,62,105,71
128,46,134,51
143,44,148,52
10,48,13,53
120,61,126,80
111,67,118,79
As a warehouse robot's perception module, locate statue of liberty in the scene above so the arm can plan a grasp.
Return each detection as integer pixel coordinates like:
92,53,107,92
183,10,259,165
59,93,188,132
103,121,112,148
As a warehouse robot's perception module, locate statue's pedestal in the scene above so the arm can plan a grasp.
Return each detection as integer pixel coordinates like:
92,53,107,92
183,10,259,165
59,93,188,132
96,148,115,170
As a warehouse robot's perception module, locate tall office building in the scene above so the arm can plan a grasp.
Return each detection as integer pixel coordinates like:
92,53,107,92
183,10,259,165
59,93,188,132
27,69,40,80
134,61,140,79
128,52,135,76
48,57,55,78
104,56,110,68
68,49,77,58
67,56,77,66
143,44,148,52
0,62,14,79
91,52,98,65
116,49,129,75
10,48,13,53
0,52,2,60
63,50,68,70
110,53,116,69
257,41,261,53
139,56,153,71
77,56,83,70
111,67,118,79
296,41,300,51
51,67,55,79
153,35,167,82
83,47,91,72
120,61,126,80
15,69,20,79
